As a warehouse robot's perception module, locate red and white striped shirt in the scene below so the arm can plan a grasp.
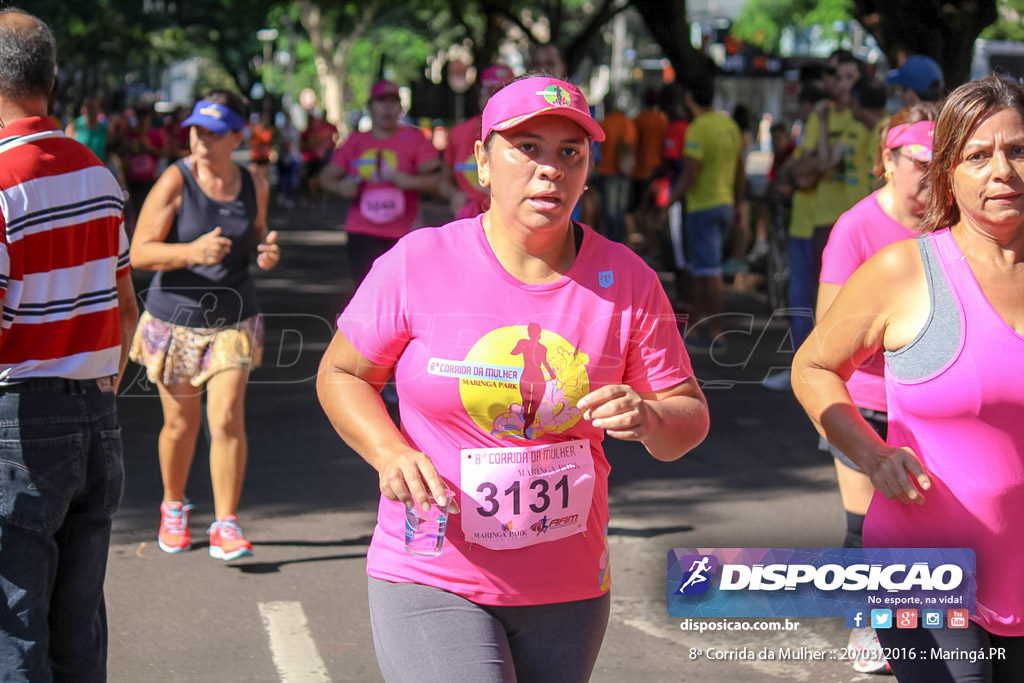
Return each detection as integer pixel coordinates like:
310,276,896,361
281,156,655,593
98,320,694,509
0,116,130,383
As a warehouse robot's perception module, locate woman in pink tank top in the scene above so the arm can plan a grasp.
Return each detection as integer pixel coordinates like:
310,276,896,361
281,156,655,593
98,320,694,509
794,76,1024,681
815,104,938,673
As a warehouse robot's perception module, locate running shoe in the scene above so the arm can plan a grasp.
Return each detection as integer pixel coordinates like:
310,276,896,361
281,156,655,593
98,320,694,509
208,515,254,561
158,500,194,553
848,626,892,674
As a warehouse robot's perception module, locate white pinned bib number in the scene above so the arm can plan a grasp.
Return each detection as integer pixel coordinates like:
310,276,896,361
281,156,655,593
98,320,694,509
358,184,405,224
460,439,594,550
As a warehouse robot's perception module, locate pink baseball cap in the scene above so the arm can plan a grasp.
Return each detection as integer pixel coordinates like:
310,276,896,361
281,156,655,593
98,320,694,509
480,64,514,89
886,120,935,162
480,76,605,143
370,80,400,100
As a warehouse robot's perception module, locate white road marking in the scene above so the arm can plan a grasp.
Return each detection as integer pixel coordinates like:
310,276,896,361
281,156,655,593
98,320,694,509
258,601,331,682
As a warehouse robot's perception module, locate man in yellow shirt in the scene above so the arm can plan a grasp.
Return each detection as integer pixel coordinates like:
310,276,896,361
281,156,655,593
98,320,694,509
669,75,743,350
800,51,866,286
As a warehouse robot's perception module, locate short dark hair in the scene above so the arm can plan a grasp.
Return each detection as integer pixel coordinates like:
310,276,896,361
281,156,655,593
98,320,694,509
203,89,250,120
799,64,825,83
0,9,56,100
687,74,715,108
836,53,867,77
852,77,887,110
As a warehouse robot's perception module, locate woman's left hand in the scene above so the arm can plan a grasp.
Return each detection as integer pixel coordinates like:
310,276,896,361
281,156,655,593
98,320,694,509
577,384,652,442
257,231,280,270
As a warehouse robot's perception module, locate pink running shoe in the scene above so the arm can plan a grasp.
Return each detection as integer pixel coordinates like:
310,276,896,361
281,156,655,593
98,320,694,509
208,515,254,561
158,501,194,553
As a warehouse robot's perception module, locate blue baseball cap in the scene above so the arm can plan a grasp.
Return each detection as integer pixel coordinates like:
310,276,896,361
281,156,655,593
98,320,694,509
886,55,944,97
181,100,246,134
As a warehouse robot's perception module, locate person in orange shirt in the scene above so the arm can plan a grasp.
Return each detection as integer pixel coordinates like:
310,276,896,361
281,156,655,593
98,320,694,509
248,111,275,184
595,92,636,242
629,88,668,253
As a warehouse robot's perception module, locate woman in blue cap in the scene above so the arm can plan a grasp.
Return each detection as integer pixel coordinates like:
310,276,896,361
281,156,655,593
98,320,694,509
129,90,281,561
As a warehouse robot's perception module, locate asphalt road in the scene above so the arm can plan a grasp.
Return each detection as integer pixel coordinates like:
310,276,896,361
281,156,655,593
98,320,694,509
104,197,876,682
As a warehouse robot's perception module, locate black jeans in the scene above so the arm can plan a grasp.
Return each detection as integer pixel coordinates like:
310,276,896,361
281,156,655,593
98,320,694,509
0,378,123,682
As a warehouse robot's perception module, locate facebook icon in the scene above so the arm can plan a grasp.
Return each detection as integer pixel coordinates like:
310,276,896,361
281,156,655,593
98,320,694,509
846,609,867,629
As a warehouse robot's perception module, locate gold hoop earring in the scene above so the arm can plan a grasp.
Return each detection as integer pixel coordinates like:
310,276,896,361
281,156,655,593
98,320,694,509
883,169,893,183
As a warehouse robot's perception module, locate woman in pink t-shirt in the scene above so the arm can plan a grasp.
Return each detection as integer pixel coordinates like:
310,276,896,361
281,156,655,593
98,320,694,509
440,64,514,220
815,104,937,672
317,75,709,683
319,80,442,286
794,76,1024,682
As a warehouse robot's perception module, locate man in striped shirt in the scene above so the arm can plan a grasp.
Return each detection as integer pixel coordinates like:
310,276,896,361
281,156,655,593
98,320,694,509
0,9,139,680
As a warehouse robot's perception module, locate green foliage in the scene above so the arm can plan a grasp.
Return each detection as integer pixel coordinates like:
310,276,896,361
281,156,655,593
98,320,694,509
732,0,854,53
981,0,1024,41
191,60,243,99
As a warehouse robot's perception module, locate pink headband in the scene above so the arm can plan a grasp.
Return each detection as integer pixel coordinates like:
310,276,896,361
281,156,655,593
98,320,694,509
886,120,935,162
480,77,605,143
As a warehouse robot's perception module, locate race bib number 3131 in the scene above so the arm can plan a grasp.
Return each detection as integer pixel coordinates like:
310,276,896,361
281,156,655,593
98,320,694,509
460,439,595,550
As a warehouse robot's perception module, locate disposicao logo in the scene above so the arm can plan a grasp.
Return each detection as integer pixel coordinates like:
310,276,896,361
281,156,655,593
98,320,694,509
676,554,718,595
667,548,976,619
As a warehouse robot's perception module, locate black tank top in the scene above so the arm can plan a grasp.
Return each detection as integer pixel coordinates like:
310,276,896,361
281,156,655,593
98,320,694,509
144,158,260,328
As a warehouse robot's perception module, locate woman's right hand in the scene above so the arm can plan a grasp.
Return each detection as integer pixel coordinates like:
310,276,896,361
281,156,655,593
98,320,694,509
864,445,931,506
377,447,451,513
189,227,233,266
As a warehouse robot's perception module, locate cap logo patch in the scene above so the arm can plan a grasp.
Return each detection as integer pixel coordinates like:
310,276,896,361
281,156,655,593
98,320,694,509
198,105,223,120
538,85,571,107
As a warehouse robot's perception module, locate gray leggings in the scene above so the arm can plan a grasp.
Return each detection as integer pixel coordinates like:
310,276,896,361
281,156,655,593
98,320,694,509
367,578,611,683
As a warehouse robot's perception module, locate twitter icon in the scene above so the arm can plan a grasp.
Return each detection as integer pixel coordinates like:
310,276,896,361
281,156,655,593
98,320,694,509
871,609,893,629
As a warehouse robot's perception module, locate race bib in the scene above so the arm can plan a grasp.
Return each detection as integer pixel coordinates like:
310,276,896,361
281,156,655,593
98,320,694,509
358,184,405,224
460,439,594,550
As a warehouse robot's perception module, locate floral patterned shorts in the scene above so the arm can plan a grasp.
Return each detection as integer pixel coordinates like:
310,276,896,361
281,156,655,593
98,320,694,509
129,311,264,387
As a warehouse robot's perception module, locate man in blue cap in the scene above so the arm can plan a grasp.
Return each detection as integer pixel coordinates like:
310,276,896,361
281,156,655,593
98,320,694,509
887,54,945,106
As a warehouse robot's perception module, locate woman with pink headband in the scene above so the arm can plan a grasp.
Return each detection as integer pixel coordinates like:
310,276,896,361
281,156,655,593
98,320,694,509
812,103,938,672
794,76,1024,681
317,74,709,682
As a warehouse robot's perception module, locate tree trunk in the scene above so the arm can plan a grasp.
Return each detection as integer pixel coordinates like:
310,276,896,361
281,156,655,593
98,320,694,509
853,0,997,88
298,0,379,138
630,0,715,86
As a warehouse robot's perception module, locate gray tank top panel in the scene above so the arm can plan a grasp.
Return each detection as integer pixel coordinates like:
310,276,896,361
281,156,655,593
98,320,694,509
884,236,961,381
